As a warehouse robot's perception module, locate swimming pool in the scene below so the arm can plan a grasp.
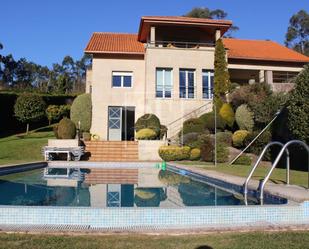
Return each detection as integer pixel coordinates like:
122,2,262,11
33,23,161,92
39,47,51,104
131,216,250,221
0,164,285,207
0,162,307,230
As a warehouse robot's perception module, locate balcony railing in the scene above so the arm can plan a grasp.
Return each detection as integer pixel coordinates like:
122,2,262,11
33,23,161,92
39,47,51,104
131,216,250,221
147,40,215,49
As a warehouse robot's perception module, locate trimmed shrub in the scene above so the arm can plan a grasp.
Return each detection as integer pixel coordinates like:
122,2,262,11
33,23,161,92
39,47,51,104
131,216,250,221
190,148,201,161
200,135,214,162
70,93,92,132
57,117,76,139
136,128,157,140
159,125,168,139
158,146,191,161
14,93,46,133
46,104,71,125
216,131,233,146
234,155,252,165
232,130,250,148
235,104,254,131
244,130,272,158
182,118,205,135
135,113,161,135
53,124,59,138
217,143,229,163
219,103,235,128
199,112,226,133
179,132,199,146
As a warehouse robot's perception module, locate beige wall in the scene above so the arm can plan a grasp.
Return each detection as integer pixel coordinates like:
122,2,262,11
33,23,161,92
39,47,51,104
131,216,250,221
90,47,215,140
91,56,146,140
144,47,214,131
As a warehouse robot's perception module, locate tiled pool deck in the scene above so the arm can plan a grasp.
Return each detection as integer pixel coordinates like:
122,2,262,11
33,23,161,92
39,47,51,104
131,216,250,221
0,161,309,231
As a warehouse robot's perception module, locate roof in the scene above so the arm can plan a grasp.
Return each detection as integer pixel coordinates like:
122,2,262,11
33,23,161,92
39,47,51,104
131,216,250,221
84,33,144,55
138,16,232,42
223,38,309,63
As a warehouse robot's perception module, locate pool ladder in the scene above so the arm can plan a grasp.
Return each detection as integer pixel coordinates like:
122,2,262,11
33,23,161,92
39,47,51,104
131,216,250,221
243,140,309,205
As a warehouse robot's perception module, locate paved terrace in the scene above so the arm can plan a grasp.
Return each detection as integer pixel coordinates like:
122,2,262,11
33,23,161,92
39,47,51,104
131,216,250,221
169,162,309,203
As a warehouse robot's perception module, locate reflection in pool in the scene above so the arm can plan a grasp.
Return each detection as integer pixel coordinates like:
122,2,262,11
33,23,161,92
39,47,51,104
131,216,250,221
0,166,281,207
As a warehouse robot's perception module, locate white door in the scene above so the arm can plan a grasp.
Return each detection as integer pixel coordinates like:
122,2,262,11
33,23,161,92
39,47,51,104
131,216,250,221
108,107,122,141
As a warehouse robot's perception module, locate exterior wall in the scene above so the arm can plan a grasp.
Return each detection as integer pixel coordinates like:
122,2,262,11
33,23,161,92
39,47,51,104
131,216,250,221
144,47,214,131
91,56,146,140
86,68,92,94
138,140,166,161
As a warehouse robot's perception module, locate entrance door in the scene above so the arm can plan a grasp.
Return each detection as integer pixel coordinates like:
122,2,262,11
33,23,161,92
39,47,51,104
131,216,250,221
108,106,135,141
108,107,122,141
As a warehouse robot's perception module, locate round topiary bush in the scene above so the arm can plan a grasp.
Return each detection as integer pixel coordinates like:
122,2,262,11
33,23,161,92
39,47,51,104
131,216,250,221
235,104,254,131
57,117,76,139
135,114,161,136
182,118,205,135
158,146,191,161
199,112,226,133
135,128,157,140
179,132,199,146
219,103,235,128
70,93,92,132
190,148,201,161
232,130,250,148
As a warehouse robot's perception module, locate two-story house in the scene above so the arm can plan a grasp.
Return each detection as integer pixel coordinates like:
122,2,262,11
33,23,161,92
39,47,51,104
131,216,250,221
85,16,309,141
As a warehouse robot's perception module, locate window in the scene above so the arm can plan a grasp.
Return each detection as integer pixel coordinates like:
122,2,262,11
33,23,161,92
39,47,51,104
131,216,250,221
202,70,214,99
179,69,195,98
112,72,133,87
156,68,172,98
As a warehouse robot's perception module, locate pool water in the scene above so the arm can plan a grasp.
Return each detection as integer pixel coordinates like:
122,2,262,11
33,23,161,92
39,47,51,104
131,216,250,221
0,167,284,207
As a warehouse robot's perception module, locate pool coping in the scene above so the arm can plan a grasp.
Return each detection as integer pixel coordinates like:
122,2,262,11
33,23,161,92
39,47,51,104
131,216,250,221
168,162,309,203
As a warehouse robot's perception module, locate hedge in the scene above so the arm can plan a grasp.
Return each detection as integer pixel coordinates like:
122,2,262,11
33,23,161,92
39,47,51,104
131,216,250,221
0,92,75,136
158,146,191,161
136,128,157,140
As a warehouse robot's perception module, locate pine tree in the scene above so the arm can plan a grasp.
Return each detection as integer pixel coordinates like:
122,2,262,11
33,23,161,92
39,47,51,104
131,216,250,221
214,39,231,110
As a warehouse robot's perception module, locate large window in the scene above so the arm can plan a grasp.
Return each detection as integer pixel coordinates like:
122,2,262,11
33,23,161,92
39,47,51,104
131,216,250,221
179,69,195,99
202,70,214,99
156,68,172,98
112,72,133,87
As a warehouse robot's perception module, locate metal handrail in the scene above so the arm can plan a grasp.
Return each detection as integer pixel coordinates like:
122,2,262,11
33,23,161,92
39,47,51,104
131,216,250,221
147,40,215,49
259,140,309,205
243,141,290,205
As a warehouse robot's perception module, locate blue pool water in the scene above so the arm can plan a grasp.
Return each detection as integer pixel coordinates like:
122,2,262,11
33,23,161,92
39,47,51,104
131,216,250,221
0,166,286,207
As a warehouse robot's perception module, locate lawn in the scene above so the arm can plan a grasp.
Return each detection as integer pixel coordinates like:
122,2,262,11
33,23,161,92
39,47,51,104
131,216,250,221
0,126,55,166
1,231,309,249
178,161,309,188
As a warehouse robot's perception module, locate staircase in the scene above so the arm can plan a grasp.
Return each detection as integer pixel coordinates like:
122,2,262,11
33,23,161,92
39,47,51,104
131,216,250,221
84,141,139,162
84,168,138,184
166,102,213,144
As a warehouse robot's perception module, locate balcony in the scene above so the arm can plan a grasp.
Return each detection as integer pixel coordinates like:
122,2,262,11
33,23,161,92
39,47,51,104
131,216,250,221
146,40,215,50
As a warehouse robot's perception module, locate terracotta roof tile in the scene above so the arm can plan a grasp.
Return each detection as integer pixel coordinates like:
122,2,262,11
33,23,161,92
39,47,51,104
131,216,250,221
223,38,309,63
84,33,144,54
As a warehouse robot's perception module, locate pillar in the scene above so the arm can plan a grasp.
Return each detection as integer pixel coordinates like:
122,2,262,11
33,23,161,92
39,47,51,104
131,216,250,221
150,26,156,46
265,70,273,84
259,70,265,83
215,29,221,41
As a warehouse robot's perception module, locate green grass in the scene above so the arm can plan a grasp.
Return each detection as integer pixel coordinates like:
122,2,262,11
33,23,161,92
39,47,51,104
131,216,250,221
1,231,309,249
0,126,55,166
178,161,309,188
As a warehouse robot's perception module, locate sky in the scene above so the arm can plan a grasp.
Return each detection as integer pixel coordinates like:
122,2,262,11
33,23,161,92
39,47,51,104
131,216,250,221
1,0,308,67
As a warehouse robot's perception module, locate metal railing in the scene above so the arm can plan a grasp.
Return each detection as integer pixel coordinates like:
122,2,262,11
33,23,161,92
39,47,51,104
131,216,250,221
259,140,309,205
147,40,215,49
243,141,290,205
166,102,213,141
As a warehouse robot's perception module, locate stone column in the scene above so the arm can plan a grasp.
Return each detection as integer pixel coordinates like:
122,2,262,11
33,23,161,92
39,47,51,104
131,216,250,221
150,26,156,46
259,70,265,83
265,70,273,84
215,29,221,41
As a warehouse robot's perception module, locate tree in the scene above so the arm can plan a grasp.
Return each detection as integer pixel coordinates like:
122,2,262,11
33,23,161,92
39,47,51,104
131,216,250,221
70,93,92,132
185,7,239,37
214,39,230,109
14,93,46,134
287,65,309,144
285,10,309,56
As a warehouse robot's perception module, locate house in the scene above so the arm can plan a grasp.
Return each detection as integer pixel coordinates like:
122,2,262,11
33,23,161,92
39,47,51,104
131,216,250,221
84,16,309,142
